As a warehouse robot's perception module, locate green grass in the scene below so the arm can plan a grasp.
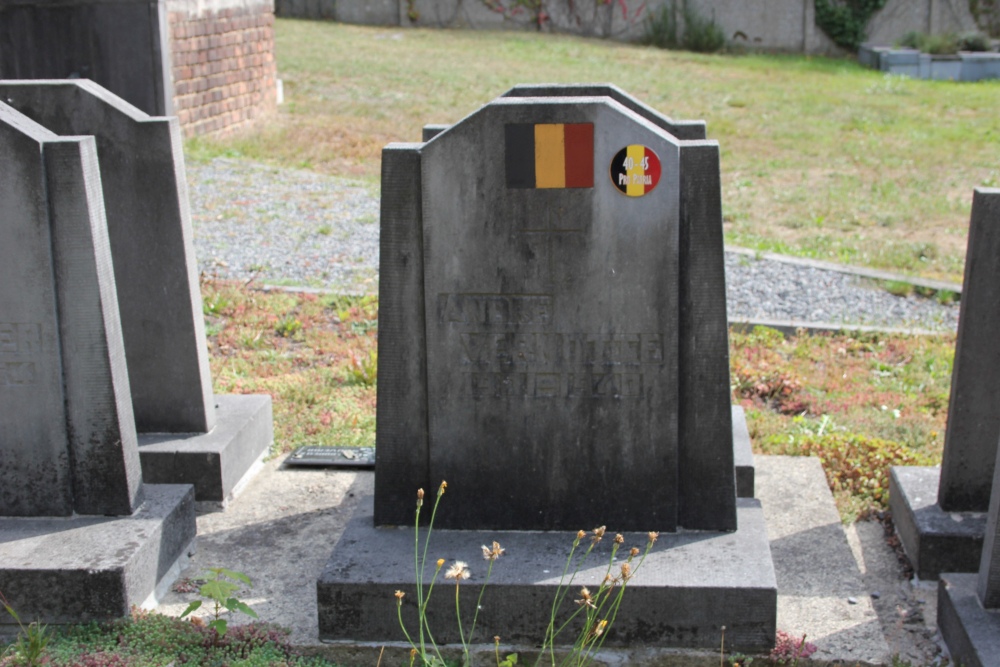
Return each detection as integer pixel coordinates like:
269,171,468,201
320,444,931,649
1,609,340,667
187,20,1000,282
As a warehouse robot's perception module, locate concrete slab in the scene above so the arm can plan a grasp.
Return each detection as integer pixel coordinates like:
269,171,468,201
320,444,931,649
138,394,273,506
938,572,1000,667
889,466,985,580
0,484,196,630
733,405,755,498
317,497,776,652
757,456,891,664
154,454,943,665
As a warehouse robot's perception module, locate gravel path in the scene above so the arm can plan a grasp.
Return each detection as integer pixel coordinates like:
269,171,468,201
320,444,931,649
187,158,960,332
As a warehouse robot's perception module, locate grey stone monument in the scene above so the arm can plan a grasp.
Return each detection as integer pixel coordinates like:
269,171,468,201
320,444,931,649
421,84,756,498
0,101,195,627
889,188,1000,579
318,89,776,651
939,402,1000,667
0,79,273,506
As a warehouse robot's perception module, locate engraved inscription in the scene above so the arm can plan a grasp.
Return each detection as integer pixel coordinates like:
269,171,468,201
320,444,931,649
438,294,552,329
470,371,644,399
459,332,662,369
0,322,43,355
0,323,45,387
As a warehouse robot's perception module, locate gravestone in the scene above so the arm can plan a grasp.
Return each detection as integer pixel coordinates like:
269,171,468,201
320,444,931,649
0,79,274,506
889,188,1000,579
939,383,1000,666
319,89,776,651
0,101,195,627
421,85,755,500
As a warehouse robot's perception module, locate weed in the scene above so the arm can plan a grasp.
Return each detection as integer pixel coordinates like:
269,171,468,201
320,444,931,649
275,315,304,338
0,591,50,667
180,567,259,640
642,2,679,48
935,289,958,305
884,280,914,297
316,224,333,236
397,483,656,666
346,350,377,386
680,1,725,53
769,630,817,664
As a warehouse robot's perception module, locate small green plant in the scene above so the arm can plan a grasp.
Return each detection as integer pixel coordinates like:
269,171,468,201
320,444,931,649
276,315,304,338
883,280,914,297
317,224,333,236
346,350,378,386
935,289,958,305
957,30,993,51
396,482,657,667
769,630,817,664
179,567,259,640
0,590,51,667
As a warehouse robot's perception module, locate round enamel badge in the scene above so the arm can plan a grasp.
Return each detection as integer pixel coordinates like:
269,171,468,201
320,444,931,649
610,145,661,197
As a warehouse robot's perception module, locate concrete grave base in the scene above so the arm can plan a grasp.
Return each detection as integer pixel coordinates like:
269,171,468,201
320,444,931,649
138,394,273,508
938,573,1000,667
317,497,777,652
889,466,986,580
0,484,196,629
732,405,755,498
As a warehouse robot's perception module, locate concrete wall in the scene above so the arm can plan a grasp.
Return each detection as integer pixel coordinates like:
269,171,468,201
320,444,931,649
0,0,277,136
275,0,981,54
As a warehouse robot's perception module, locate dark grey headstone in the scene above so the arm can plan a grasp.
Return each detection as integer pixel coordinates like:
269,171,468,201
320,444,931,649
0,101,142,517
939,188,1000,511
375,95,735,532
0,79,215,434
501,84,707,140
0,1,171,116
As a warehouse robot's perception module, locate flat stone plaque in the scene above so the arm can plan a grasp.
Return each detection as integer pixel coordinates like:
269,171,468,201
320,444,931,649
286,446,376,468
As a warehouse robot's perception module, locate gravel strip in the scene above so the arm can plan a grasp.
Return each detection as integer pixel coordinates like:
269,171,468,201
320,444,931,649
187,157,960,332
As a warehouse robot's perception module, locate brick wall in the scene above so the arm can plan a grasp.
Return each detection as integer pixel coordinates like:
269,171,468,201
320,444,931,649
167,1,277,136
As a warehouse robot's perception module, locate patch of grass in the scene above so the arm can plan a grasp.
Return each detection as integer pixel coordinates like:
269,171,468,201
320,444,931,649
733,325,954,520
1,608,340,666
188,20,1000,283
884,280,914,297
201,280,376,453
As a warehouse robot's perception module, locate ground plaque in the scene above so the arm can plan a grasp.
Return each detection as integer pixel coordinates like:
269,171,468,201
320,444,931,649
319,89,776,652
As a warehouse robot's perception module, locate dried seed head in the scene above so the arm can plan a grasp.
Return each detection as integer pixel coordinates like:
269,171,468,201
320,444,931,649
494,636,501,646
592,619,608,638
394,590,405,605
445,560,470,581
438,481,448,496
436,558,446,569
416,488,424,508
614,533,624,545
482,541,505,561
647,531,659,545
620,562,632,581
574,587,596,608
592,526,606,544
630,547,640,558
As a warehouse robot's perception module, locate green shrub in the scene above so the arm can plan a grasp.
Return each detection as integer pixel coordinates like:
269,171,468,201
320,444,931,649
643,3,679,48
643,0,724,53
681,2,725,53
957,31,993,52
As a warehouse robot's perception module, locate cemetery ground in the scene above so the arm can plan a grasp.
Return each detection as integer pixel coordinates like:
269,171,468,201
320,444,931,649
1,279,955,666
186,19,1000,285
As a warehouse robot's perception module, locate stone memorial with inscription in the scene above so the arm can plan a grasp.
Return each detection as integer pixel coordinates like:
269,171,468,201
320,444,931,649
890,188,1000,580
318,87,776,651
0,101,195,628
0,79,273,506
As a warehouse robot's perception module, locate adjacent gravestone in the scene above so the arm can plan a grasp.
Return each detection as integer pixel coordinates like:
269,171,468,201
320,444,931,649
319,90,776,652
889,188,1000,579
939,386,1000,666
0,79,274,505
0,101,195,627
